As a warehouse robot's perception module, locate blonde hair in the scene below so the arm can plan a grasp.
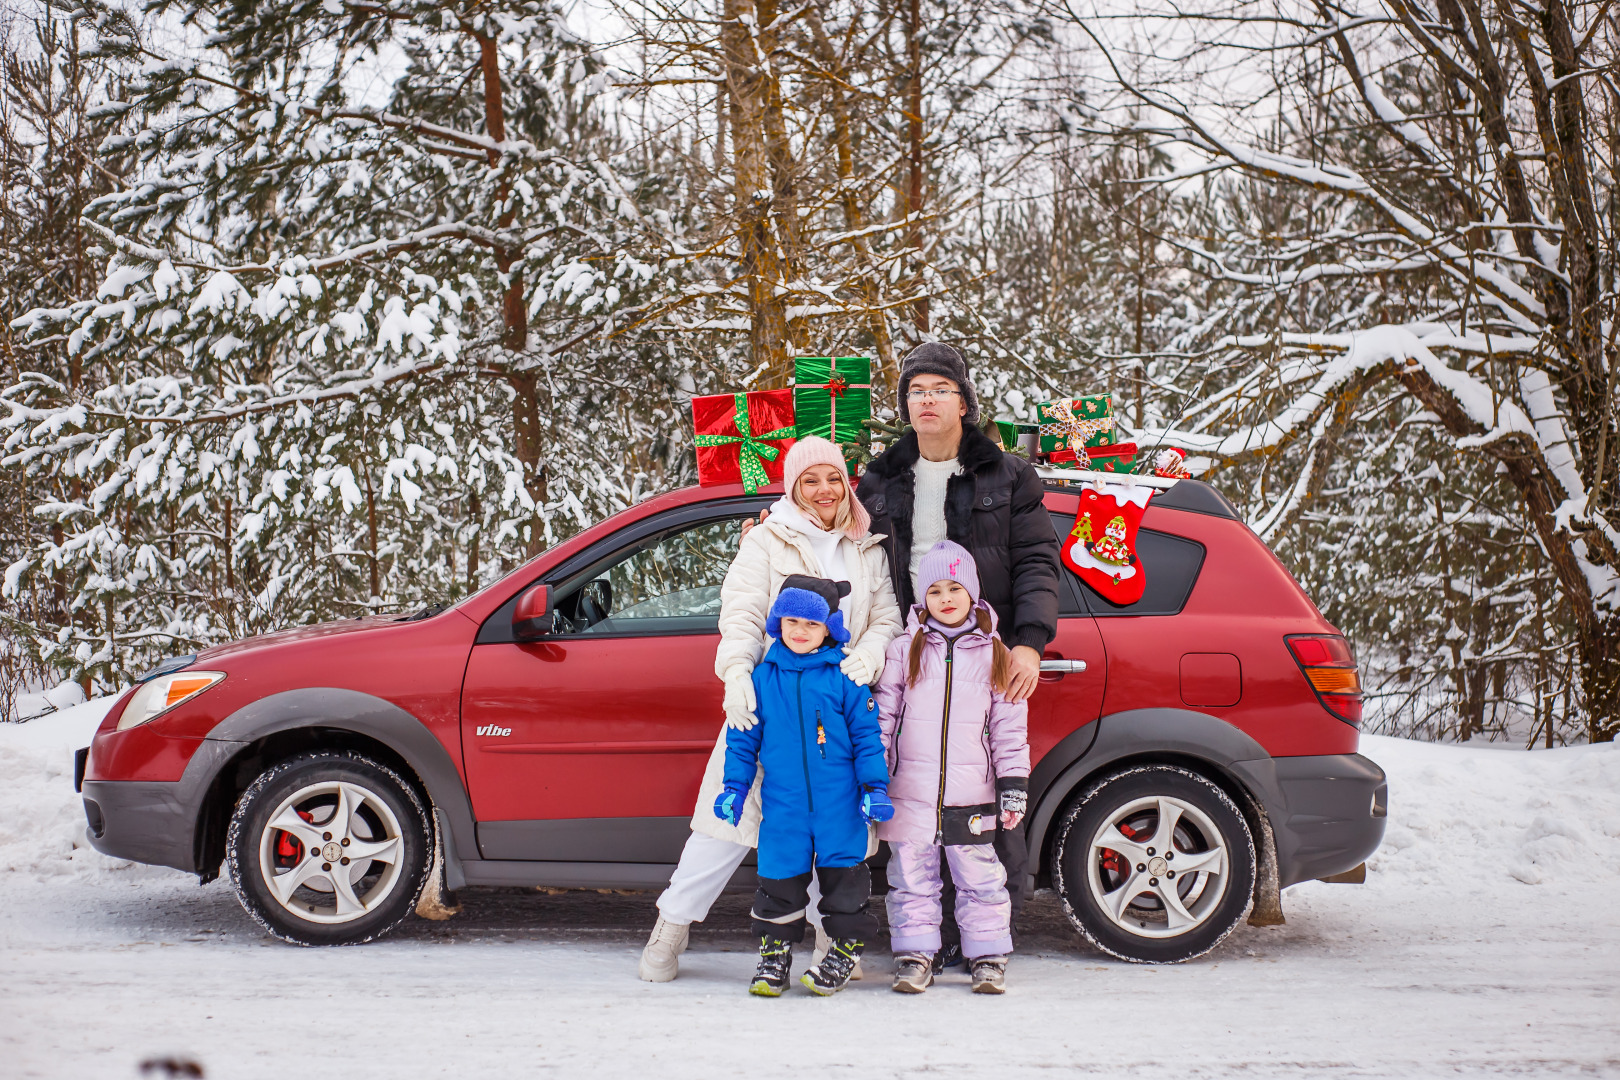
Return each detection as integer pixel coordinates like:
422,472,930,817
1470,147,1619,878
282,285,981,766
793,470,861,537
907,606,1011,693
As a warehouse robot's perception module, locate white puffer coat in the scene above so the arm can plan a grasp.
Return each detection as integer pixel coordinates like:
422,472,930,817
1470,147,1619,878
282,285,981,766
690,504,903,846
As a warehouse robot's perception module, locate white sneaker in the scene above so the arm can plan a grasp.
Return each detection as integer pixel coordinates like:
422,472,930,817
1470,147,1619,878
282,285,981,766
638,915,690,982
811,923,864,980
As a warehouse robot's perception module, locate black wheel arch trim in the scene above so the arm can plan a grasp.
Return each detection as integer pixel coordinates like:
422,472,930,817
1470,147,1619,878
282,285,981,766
193,687,478,873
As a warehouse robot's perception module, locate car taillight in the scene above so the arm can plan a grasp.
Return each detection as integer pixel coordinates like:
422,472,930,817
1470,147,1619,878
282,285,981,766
1286,634,1362,727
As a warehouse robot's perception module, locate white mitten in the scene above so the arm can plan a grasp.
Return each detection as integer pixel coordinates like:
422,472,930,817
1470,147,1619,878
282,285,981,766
839,650,877,687
723,669,758,731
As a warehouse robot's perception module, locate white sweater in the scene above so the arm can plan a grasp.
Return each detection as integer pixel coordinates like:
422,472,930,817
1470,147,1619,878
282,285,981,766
910,456,962,594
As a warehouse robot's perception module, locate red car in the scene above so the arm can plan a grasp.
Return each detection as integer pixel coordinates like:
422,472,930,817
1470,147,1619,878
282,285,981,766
77,475,1385,962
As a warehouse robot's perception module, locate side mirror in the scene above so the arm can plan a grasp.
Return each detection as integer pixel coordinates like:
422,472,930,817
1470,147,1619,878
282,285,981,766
513,584,554,641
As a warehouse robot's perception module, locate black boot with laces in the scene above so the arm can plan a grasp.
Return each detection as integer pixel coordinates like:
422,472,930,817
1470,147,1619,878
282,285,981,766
800,938,863,996
750,937,794,997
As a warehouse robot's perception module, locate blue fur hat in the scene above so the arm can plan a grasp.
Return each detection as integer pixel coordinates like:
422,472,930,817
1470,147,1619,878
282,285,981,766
766,574,852,644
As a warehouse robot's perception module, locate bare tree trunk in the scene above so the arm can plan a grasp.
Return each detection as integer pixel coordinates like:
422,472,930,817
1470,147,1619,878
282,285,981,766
904,0,928,335
721,0,795,381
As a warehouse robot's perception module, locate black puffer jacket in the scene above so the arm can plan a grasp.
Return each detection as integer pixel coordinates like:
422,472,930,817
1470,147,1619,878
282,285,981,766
855,425,1060,653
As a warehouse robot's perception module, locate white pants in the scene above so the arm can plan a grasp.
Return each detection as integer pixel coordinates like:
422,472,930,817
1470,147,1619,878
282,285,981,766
656,831,825,928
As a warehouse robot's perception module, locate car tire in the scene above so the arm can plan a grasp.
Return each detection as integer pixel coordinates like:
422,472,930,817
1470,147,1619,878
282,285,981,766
226,751,431,946
1052,765,1255,964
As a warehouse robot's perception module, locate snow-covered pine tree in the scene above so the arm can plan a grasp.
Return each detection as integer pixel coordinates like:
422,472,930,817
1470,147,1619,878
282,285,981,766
2,1,675,690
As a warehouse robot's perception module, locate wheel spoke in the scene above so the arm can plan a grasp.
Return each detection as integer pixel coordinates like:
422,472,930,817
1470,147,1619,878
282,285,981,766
1151,797,1184,854
1156,880,1199,930
268,857,324,905
1099,825,1148,866
330,782,361,837
266,806,323,851
345,835,401,866
1174,845,1226,877
330,864,367,916
1102,870,1148,923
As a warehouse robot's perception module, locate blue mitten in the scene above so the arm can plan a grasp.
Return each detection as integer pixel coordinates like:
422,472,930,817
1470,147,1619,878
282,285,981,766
860,786,894,824
713,782,748,826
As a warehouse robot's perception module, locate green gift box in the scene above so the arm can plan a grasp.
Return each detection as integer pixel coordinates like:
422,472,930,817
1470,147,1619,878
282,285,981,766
1037,395,1115,464
793,356,872,445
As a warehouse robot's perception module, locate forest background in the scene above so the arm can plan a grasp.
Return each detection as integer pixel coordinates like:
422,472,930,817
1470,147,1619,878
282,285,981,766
1,0,1615,745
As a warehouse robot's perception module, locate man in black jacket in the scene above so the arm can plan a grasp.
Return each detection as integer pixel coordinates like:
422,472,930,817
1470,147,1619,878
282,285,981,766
856,342,1062,961
857,343,1060,694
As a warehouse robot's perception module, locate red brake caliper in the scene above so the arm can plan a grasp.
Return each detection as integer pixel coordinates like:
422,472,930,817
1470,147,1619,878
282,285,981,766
275,809,315,865
1100,821,1140,879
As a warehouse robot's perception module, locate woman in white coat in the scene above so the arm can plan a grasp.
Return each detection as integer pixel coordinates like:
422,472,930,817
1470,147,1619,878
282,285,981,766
639,436,903,981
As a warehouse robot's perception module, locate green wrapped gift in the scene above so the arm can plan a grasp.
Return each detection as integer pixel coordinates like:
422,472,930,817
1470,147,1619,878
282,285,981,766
793,356,872,445
1037,395,1115,464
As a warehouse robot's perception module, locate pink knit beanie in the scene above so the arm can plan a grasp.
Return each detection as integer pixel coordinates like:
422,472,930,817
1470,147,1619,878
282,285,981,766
781,436,871,538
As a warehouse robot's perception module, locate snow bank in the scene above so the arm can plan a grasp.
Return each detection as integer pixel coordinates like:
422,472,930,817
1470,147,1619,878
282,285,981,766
0,695,159,883
7,680,87,723
1359,733,1620,891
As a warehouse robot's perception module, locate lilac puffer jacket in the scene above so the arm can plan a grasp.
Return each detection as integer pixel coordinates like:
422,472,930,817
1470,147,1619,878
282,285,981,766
873,602,1030,845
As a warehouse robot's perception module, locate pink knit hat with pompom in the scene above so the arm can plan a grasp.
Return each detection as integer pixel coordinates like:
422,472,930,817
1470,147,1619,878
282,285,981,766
781,436,871,538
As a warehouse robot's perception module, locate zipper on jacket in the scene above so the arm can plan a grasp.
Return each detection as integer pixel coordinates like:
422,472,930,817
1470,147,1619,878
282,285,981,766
983,717,994,783
797,672,814,812
935,632,958,844
816,710,827,759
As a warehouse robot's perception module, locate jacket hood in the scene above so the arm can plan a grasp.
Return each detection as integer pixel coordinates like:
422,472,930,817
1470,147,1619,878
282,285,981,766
760,639,847,671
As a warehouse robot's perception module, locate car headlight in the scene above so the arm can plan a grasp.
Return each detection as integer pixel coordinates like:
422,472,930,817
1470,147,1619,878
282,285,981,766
116,671,226,731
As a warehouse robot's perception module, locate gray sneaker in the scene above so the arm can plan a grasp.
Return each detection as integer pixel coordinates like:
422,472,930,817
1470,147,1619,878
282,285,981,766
970,955,1008,994
892,952,935,993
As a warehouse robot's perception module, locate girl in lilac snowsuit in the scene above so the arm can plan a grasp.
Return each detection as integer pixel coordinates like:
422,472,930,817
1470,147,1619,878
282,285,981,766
874,540,1030,994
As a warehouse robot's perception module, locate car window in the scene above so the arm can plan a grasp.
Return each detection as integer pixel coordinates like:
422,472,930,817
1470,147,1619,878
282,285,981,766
1048,510,1205,616
551,516,747,636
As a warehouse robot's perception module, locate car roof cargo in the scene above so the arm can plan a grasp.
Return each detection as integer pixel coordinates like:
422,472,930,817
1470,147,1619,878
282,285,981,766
1035,469,1239,521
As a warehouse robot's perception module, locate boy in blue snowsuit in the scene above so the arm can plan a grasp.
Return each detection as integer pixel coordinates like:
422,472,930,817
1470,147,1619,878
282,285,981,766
715,574,894,997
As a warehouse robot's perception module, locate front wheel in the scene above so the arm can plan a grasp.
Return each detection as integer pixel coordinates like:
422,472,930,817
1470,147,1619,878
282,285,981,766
1052,765,1255,963
226,751,431,945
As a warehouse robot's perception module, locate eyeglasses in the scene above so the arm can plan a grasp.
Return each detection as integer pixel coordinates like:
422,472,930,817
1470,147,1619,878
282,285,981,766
906,389,962,403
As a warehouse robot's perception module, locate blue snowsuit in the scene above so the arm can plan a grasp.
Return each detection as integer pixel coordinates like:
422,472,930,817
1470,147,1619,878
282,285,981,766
724,640,889,881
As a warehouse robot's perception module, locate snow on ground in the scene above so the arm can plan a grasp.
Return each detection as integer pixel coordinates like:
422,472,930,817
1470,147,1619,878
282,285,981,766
2,705,1618,1078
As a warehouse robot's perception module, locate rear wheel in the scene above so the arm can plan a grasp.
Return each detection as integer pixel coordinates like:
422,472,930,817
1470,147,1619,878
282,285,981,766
226,751,431,946
1052,765,1255,963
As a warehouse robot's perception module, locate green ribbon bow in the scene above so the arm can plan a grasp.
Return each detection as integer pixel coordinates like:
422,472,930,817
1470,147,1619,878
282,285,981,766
693,393,795,493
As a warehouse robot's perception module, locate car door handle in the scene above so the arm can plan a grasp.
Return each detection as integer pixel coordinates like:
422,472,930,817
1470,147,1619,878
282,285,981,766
1039,659,1087,674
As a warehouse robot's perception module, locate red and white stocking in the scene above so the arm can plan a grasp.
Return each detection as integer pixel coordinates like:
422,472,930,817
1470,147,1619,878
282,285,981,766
1061,480,1155,604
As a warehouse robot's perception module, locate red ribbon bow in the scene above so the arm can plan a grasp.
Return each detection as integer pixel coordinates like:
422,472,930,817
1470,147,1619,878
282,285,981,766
825,374,850,398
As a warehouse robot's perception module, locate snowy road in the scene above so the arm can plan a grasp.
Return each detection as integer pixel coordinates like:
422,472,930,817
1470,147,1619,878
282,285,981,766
3,702,1618,1078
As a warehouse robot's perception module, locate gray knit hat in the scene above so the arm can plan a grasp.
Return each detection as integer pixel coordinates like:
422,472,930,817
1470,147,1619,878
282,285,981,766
898,342,981,426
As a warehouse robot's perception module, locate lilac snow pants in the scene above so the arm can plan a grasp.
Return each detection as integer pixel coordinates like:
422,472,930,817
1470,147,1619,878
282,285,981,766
886,841,1013,959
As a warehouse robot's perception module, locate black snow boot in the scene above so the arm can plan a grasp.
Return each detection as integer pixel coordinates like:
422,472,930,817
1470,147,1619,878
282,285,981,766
800,938,863,996
750,937,794,997
931,942,964,974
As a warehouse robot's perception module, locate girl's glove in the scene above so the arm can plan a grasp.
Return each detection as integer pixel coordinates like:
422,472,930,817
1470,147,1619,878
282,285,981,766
999,787,1027,830
860,786,895,824
839,649,878,687
722,669,758,731
713,782,749,826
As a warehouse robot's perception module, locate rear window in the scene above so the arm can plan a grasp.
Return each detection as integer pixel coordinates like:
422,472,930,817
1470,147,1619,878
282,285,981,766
1047,510,1206,616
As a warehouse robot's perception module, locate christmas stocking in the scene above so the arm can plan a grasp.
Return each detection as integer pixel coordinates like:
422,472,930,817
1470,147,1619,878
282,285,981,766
1062,480,1155,604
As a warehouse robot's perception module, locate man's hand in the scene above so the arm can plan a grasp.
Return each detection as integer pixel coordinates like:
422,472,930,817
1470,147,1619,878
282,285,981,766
1005,645,1041,702
738,508,770,544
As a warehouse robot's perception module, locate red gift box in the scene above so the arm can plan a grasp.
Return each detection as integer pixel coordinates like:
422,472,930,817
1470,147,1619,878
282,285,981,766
691,390,797,493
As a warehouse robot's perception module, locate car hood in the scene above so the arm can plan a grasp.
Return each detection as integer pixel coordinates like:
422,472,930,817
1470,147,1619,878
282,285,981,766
196,614,413,664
